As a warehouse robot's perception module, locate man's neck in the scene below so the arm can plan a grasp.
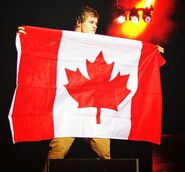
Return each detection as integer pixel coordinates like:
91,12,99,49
74,27,81,32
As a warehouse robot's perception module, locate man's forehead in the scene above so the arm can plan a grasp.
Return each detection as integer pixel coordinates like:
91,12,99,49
85,14,98,21
84,12,97,18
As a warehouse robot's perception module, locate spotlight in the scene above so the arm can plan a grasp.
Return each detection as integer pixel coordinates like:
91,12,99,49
142,7,153,23
114,5,127,23
113,1,154,24
117,15,126,24
129,8,139,23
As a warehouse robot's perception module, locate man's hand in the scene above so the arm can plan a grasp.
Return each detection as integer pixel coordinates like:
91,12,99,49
18,26,26,35
157,45,164,54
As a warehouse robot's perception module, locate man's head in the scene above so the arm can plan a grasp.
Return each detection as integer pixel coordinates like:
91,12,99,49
74,6,99,34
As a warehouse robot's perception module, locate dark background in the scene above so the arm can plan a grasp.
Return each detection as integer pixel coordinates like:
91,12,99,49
0,0,184,171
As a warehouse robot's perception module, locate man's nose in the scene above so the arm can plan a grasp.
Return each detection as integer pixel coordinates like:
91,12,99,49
93,24,97,28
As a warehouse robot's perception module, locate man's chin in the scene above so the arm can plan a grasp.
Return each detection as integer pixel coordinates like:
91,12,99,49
83,30,96,34
90,31,96,34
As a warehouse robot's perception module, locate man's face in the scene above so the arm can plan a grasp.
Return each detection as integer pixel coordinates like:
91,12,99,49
79,15,98,34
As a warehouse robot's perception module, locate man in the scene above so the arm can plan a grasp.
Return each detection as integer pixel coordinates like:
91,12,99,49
18,5,164,172
46,6,111,162
42,6,111,172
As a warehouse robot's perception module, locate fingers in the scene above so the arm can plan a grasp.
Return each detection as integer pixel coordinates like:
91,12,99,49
157,45,164,54
18,26,27,35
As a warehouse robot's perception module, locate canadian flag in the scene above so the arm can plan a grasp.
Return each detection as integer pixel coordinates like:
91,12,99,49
8,26,165,144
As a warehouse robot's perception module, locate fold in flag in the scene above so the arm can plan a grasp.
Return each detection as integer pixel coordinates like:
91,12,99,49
8,26,166,144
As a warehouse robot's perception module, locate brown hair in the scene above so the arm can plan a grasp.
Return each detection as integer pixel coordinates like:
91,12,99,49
75,6,99,24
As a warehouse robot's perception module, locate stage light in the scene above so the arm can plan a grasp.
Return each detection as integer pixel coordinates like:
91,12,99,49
142,6,153,23
113,1,154,24
129,8,139,23
113,5,127,24
117,15,126,24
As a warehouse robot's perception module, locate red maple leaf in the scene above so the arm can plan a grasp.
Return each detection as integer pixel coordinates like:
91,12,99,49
64,51,131,124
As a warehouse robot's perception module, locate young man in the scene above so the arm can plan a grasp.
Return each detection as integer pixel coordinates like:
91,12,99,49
18,5,164,172
46,5,111,159
40,5,111,172
41,6,111,171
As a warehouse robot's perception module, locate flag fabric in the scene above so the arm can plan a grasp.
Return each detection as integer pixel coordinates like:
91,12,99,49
8,26,165,144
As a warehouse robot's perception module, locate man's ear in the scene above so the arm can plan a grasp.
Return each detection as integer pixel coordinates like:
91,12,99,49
76,20,81,27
